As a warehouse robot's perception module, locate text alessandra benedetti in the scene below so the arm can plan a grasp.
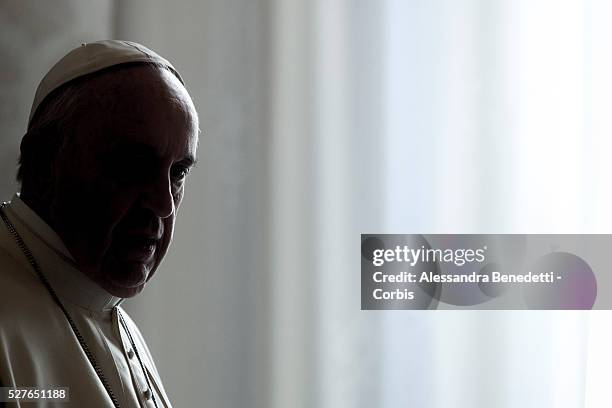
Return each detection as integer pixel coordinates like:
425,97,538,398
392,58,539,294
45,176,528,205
373,271,556,283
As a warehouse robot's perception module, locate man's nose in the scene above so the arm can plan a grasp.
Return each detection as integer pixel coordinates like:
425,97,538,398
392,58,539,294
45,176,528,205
142,172,174,218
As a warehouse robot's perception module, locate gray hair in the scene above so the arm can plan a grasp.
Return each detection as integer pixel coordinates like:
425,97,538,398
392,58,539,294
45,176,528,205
17,80,88,200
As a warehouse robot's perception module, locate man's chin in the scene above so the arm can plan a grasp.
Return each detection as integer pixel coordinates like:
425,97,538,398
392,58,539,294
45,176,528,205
102,280,146,298
101,262,152,298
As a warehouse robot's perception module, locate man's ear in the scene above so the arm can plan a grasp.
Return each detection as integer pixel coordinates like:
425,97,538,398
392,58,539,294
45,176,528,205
18,123,64,211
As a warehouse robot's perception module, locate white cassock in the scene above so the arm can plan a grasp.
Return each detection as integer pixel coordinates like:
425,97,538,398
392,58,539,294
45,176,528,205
0,194,172,407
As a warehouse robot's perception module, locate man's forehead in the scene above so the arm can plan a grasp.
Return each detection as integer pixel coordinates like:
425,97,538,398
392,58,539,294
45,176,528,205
89,65,187,101
79,67,196,127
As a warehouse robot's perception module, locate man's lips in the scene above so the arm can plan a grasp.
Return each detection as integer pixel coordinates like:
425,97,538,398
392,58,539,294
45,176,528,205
112,236,159,262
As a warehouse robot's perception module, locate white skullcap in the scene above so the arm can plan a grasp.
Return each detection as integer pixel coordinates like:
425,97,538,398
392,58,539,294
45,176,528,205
29,39,184,126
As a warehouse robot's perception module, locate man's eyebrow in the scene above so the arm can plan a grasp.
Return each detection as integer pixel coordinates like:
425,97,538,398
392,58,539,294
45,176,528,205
176,155,197,167
104,142,197,167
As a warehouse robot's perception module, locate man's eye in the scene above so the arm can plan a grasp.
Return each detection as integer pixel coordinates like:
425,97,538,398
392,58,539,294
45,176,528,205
171,166,191,182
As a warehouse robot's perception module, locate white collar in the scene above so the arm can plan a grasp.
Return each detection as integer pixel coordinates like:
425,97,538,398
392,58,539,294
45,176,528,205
10,193,74,260
6,193,123,312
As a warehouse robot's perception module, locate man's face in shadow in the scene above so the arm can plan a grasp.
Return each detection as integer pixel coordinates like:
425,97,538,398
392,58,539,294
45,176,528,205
48,66,199,298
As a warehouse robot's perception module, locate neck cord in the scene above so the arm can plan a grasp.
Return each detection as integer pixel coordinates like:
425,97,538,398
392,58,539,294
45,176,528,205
0,203,159,408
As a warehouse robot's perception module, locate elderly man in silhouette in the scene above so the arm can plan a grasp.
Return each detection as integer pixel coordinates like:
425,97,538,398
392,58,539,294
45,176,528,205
0,40,198,407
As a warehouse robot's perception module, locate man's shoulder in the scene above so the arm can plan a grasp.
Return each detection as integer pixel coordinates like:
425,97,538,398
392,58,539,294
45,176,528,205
0,244,55,323
0,205,31,278
0,244,37,294
0,207,51,303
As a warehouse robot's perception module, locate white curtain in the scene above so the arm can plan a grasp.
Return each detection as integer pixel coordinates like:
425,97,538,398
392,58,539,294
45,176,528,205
3,1,612,407
271,0,612,407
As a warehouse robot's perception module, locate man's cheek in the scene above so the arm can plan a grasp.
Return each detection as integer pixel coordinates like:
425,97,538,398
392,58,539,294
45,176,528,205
172,186,184,209
53,180,103,233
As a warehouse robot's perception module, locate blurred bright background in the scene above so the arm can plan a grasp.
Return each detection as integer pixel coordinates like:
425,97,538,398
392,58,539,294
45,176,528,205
1,0,612,407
